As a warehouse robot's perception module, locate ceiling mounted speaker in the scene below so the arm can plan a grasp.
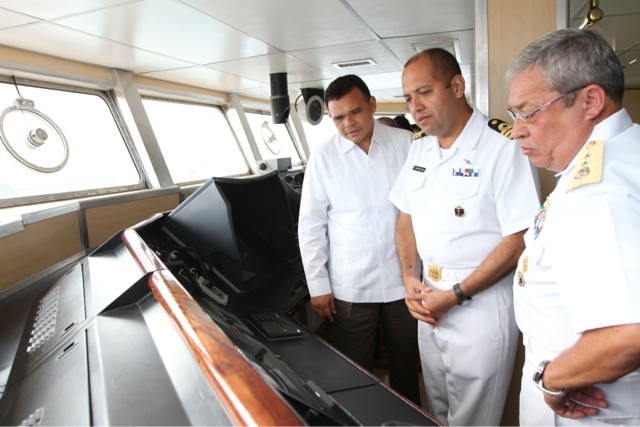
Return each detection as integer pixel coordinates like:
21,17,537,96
269,72,290,124
297,88,324,126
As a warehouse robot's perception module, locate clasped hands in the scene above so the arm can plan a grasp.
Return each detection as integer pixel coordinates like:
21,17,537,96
403,275,458,327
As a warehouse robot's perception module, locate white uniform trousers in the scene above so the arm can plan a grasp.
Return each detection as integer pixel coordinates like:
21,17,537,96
419,274,518,426
521,336,640,426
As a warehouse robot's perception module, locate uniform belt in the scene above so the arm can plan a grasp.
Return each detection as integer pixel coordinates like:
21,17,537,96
425,264,475,282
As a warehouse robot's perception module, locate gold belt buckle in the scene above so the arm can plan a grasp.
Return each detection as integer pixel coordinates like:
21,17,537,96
427,264,442,282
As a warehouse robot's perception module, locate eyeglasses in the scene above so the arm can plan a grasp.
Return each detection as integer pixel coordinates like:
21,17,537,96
507,86,586,124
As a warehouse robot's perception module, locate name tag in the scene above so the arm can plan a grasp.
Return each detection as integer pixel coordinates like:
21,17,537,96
413,166,426,173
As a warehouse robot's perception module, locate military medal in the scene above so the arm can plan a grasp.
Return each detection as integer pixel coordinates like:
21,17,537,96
533,197,549,239
523,256,528,273
454,206,464,217
517,270,525,287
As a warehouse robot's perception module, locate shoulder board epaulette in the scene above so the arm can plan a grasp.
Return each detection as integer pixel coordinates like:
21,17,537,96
488,119,513,139
413,130,426,141
566,140,604,192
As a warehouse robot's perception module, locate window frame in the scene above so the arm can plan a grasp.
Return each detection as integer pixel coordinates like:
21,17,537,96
0,76,147,208
141,95,252,185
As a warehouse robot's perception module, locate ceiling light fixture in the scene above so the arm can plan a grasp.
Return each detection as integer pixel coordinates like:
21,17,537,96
579,0,604,30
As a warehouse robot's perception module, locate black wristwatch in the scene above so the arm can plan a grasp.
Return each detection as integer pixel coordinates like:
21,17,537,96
533,360,567,397
453,283,472,305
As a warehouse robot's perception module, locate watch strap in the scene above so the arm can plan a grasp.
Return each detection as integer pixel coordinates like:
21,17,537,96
533,360,567,397
453,283,471,305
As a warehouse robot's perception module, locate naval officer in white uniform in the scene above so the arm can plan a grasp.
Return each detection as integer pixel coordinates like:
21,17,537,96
507,28,640,425
390,48,539,426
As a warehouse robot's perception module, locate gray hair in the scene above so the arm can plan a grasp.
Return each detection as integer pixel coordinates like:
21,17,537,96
506,28,624,105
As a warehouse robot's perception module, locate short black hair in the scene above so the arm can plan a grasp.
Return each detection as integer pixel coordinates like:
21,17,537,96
325,74,371,104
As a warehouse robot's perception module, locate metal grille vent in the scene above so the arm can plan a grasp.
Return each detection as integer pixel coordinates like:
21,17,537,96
332,58,376,69
27,286,60,353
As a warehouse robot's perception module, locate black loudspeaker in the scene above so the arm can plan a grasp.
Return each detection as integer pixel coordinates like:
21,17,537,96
270,73,290,124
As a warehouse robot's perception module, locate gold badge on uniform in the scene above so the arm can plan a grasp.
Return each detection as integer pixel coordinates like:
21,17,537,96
523,256,528,273
517,270,525,287
427,264,442,282
566,140,603,192
454,206,465,217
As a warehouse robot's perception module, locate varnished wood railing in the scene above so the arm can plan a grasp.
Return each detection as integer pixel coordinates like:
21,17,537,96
122,228,303,425
148,270,303,426
122,228,166,274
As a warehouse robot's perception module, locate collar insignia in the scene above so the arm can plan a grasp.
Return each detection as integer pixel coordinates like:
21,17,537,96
566,140,603,192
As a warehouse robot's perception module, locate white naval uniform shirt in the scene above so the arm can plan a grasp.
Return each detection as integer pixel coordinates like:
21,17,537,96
298,121,412,303
389,107,538,270
514,109,640,425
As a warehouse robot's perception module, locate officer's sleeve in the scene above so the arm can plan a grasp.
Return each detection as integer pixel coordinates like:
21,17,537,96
555,176,640,334
298,155,333,297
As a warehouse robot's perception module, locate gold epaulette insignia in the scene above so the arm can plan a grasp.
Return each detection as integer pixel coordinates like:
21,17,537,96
488,119,513,139
566,140,603,193
413,130,426,141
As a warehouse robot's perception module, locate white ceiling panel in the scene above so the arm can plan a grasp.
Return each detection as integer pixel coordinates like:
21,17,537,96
349,0,474,38
289,41,403,78
0,8,39,28
205,53,334,85
0,22,193,73
382,30,475,66
142,65,267,93
0,0,138,20
54,0,278,65
181,0,374,51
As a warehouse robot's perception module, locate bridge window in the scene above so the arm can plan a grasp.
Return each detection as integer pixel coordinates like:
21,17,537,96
300,117,336,154
143,98,248,183
0,80,142,207
245,112,302,165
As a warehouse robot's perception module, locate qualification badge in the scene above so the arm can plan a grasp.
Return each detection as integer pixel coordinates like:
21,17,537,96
454,206,465,217
523,256,528,273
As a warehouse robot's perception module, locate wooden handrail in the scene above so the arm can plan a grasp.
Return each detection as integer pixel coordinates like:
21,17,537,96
122,228,166,274
149,269,304,426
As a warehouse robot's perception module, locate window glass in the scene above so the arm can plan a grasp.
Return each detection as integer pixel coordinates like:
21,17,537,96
245,112,301,165
0,81,141,204
300,115,336,155
143,98,248,183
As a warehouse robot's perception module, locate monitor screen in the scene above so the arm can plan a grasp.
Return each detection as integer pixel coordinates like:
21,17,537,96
162,172,298,294
162,178,244,290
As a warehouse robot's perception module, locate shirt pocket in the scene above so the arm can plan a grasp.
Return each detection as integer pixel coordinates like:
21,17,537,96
441,176,480,224
330,246,366,288
408,170,428,214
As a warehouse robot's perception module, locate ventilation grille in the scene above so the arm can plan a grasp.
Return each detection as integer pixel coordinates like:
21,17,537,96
27,286,60,353
332,58,376,69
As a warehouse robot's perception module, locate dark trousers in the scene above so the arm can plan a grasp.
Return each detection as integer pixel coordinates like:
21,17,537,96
330,299,421,406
